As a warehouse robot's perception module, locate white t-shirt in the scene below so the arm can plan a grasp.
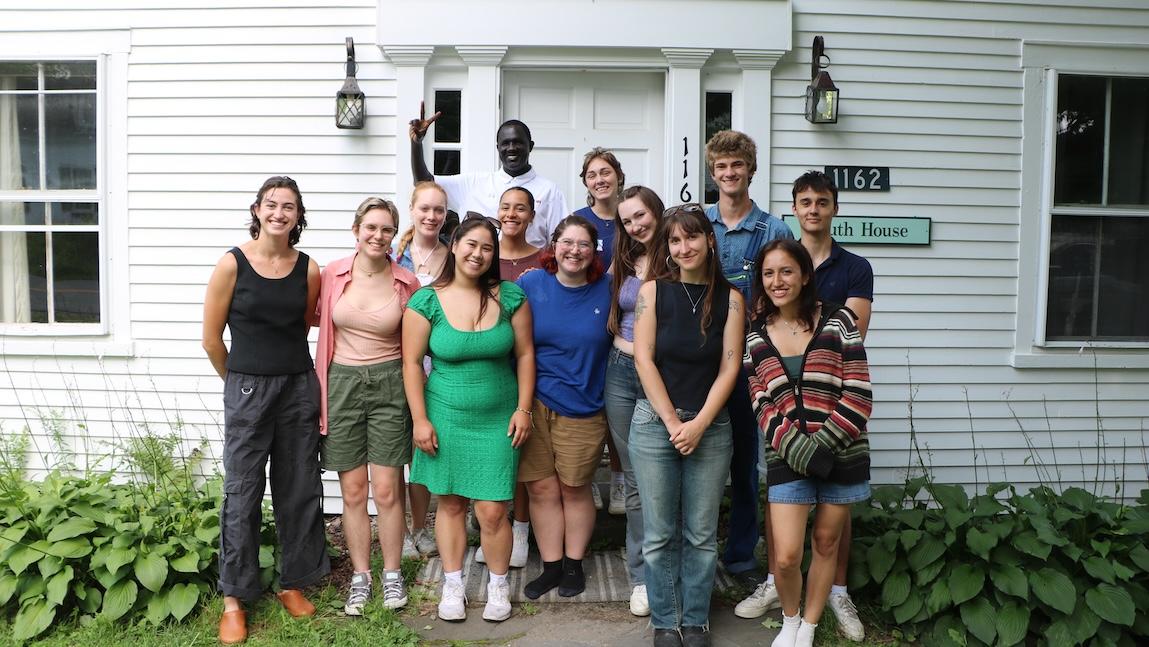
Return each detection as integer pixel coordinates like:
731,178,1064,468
435,167,569,248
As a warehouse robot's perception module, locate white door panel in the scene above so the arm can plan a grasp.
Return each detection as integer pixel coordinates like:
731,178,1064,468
503,71,665,213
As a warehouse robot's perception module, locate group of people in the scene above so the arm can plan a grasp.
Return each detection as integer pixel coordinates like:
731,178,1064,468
202,113,874,647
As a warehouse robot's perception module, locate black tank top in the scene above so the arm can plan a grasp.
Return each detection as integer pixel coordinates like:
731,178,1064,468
638,280,730,412
225,247,313,375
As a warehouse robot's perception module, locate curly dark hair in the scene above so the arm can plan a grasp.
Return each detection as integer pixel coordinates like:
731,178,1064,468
248,176,307,247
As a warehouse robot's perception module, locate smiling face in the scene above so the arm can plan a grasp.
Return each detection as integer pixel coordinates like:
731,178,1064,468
496,123,533,176
451,225,496,280
618,195,657,246
793,187,838,237
760,248,810,310
353,207,398,260
253,187,300,239
410,186,447,238
710,155,753,199
667,223,712,275
554,223,595,279
498,188,535,238
583,157,619,204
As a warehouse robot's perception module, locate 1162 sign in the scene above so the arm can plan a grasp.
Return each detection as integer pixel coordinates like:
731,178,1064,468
825,166,890,192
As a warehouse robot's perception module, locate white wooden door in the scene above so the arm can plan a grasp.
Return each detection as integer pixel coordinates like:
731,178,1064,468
501,70,665,212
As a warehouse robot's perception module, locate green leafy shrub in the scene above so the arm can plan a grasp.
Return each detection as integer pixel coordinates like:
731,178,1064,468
0,469,278,641
850,477,1149,646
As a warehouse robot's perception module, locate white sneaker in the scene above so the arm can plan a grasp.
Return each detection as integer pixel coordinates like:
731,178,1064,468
772,612,801,647
510,524,529,568
401,533,420,560
609,480,626,515
483,579,512,622
590,483,604,510
437,578,467,622
413,528,438,556
475,545,486,564
827,591,865,641
735,579,780,619
629,584,650,617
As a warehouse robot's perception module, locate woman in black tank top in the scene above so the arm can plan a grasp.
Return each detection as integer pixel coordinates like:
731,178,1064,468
202,176,327,645
630,204,745,646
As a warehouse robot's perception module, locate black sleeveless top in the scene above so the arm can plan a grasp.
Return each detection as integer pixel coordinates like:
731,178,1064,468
638,280,730,412
225,247,313,375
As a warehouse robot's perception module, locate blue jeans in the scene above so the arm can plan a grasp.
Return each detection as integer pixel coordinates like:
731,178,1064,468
722,367,761,574
603,348,644,587
630,399,733,629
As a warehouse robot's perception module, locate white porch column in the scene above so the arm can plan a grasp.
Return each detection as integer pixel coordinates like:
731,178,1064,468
383,45,433,224
662,48,712,206
733,49,785,209
456,46,508,172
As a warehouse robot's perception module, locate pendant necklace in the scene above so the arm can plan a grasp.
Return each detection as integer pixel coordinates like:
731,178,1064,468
411,241,439,270
681,282,706,314
780,318,803,335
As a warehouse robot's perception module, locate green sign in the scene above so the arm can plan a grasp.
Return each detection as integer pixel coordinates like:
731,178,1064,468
782,215,931,245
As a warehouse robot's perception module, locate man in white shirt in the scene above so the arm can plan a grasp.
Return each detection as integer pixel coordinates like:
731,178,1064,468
410,104,568,248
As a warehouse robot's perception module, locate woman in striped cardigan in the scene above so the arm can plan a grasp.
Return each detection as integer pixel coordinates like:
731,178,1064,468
743,239,872,647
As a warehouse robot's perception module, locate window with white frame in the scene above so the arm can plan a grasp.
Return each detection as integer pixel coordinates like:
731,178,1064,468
1045,74,1149,341
432,89,462,175
0,60,101,327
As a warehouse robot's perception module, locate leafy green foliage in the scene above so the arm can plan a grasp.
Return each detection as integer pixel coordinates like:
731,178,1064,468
852,481,1149,645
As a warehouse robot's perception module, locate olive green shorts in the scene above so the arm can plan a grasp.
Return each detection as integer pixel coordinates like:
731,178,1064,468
321,360,412,471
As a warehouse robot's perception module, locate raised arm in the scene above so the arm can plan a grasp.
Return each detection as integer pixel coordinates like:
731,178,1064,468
401,307,437,456
508,300,535,448
202,253,237,379
408,100,440,183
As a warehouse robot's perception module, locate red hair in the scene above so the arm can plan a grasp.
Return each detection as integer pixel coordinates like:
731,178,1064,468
539,214,606,283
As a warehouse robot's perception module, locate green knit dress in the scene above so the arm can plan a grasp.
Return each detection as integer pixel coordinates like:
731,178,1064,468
407,282,525,501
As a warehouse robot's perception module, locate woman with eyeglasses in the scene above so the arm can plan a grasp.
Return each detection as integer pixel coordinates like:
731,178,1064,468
744,239,871,647
631,203,744,647
202,176,329,644
313,197,420,615
514,214,613,600
402,215,535,623
603,185,665,617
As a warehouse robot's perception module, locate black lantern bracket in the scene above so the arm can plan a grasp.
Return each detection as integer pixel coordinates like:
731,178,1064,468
804,35,839,124
336,36,365,129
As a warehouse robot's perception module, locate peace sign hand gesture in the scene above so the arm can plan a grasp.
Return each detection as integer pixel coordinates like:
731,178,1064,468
409,100,442,142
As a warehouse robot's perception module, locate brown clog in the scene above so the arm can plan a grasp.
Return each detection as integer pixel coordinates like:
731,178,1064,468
218,609,247,644
276,589,316,618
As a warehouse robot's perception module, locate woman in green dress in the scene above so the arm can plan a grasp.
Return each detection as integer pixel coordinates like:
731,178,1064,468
401,216,535,623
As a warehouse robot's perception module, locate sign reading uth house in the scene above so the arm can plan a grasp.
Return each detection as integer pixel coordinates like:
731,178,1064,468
782,215,931,245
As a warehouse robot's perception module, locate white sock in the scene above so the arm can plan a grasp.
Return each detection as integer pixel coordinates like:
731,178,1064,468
513,520,530,533
444,570,463,586
831,584,848,596
489,571,508,586
772,612,801,647
612,471,625,486
796,619,817,647
766,573,775,585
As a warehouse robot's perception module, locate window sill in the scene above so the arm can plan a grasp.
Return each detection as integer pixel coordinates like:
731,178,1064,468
0,338,134,358
1011,348,1149,369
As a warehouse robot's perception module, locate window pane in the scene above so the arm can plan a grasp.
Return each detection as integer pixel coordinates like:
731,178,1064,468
45,93,97,189
1054,75,1106,205
433,90,461,143
1107,77,1149,206
0,202,44,226
1096,216,1149,339
44,61,96,91
704,91,732,204
1046,215,1097,340
54,202,99,225
434,149,460,175
52,232,100,323
0,62,39,90
0,94,40,190
0,231,48,323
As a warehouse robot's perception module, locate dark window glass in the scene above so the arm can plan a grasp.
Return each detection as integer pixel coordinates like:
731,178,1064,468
43,61,97,91
0,202,44,227
52,232,101,323
0,62,39,90
1107,77,1149,206
434,150,461,176
45,93,97,189
23,232,50,323
704,92,732,204
6,95,40,190
1054,75,1106,205
434,90,462,143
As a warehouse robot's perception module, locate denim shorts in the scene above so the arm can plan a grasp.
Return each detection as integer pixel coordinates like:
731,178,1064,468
768,478,871,505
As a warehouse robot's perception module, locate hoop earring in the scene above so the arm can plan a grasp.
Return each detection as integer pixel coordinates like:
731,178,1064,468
666,254,678,270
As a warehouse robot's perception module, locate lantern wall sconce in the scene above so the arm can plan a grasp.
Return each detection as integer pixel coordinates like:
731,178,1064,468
336,37,365,129
804,35,839,124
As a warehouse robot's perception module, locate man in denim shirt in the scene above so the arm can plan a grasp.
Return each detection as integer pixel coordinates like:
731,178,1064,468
703,130,792,591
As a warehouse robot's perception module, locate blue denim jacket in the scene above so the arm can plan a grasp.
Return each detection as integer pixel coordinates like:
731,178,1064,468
706,201,793,300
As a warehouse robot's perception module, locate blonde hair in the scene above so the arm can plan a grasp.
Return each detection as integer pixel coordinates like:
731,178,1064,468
397,181,448,258
353,197,399,229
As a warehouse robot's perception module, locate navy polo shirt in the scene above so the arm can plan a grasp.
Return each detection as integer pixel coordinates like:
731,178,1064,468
814,239,874,306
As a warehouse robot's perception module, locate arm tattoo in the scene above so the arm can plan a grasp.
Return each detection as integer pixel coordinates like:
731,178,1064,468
726,349,734,360
635,294,648,320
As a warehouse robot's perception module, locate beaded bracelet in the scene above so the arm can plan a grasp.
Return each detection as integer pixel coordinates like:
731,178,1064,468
514,407,533,417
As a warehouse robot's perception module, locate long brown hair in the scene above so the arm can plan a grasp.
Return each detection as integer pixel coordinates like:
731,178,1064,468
750,238,819,331
608,186,664,336
579,147,626,207
650,203,732,338
432,216,503,325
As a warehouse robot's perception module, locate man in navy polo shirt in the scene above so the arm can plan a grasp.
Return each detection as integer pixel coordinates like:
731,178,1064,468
798,169,873,642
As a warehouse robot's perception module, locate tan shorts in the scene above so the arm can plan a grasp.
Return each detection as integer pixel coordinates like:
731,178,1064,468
517,399,607,486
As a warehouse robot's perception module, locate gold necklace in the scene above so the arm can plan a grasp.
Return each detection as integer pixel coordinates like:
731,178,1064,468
779,318,804,335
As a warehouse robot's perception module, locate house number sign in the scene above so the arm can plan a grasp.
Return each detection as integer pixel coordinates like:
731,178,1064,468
824,166,890,192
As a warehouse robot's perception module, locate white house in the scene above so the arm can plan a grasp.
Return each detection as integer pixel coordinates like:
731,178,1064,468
1,0,1147,510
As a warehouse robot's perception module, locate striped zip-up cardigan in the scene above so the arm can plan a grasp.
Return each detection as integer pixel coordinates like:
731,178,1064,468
744,304,872,486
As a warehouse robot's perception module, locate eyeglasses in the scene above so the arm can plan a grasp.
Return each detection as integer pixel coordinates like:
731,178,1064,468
375,226,399,235
556,238,593,250
464,210,501,230
664,203,705,218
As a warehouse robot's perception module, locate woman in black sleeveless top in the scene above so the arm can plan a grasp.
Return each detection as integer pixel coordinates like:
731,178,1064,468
631,204,745,647
202,176,329,645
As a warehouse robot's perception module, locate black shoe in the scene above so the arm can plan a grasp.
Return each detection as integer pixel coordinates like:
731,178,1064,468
558,557,585,597
730,569,765,591
653,628,683,647
680,626,710,647
524,559,563,599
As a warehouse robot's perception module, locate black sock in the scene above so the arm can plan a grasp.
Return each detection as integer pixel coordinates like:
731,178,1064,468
524,559,563,599
558,557,585,597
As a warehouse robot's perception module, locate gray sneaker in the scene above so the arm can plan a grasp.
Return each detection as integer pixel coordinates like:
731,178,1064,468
402,533,420,560
344,572,371,616
382,570,408,610
413,528,438,556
